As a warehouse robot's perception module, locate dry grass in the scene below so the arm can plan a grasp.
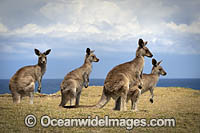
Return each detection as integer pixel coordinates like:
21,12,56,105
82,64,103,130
0,86,200,133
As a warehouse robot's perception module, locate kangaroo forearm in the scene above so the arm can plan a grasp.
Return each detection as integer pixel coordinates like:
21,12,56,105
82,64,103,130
87,77,89,82
37,76,43,89
135,72,143,85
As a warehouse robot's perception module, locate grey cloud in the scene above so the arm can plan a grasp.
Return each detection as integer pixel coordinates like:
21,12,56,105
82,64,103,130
0,0,200,57
0,0,49,29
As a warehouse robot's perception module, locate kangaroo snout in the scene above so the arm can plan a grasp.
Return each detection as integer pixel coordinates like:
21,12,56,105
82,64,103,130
138,85,142,89
41,60,46,64
162,72,167,76
148,54,153,58
96,58,100,62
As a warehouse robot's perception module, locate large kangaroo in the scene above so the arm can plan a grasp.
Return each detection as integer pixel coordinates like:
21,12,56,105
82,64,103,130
126,58,167,111
9,49,51,104
96,39,153,111
59,48,99,107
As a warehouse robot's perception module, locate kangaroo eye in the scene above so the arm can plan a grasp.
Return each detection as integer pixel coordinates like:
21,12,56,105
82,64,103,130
159,69,162,71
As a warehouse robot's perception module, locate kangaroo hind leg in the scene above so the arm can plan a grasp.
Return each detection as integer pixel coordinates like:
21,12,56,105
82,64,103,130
113,97,121,110
59,90,70,107
12,92,21,104
120,86,129,111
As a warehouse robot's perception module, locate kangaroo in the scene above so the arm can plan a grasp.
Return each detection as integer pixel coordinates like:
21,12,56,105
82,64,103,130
59,48,99,107
96,39,153,111
126,58,167,111
9,49,51,104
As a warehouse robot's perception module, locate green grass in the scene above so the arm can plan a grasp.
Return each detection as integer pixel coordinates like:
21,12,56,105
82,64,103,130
0,86,200,133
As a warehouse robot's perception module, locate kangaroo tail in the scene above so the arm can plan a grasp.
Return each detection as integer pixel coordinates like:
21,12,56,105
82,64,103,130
95,86,111,108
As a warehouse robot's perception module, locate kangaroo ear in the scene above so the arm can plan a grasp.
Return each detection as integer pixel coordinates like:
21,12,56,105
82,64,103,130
34,49,41,56
44,49,51,55
86,48,90,55
90,50,95,53
138,39,144,48
157,60,162,66
152,58,157,66
144,41,148,46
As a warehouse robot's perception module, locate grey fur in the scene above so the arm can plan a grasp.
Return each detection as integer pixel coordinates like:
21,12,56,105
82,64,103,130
96,39,153,111
126,58,167,111
59,48,99,107
9,49,51,104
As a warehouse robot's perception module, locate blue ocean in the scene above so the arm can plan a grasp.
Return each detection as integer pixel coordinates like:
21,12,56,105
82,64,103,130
0,79,199,94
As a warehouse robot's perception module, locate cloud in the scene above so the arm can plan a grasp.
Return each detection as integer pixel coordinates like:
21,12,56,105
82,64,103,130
1,0,167,40
0,0,200,57
166,19,200,34
0,23,8,32
23,0,143,39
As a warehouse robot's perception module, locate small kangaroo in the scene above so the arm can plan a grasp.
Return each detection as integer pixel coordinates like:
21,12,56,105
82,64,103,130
9,49,51,104
96,39,153,111
59,48,99,107
126,58,167,111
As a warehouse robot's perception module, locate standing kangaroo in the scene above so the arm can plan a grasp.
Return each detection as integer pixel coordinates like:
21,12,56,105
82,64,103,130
9,49,51,104
96,39,153,111
126,58,167,111
59,48,99,107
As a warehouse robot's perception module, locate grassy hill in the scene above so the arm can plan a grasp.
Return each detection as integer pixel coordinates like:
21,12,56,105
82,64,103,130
0,86,200,133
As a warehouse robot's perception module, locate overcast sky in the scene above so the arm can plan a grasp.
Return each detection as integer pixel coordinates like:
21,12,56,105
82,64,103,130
0,0,200,79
